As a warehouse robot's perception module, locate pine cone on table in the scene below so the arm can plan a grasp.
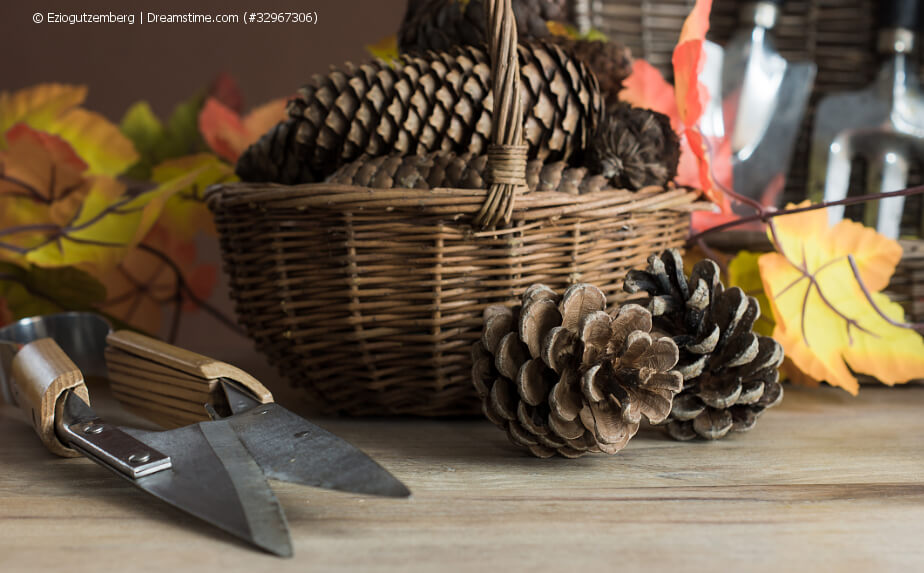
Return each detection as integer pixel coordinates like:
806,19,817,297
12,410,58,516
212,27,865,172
398,0,571,54
472,284,684,458
327,152,610,194
236,41,604,184
623,249,785,441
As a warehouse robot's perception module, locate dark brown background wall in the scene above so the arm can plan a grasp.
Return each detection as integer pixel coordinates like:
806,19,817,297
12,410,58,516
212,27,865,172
2,0,407,119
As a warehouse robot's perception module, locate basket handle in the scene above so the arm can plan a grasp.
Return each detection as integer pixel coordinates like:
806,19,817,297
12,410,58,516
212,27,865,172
472,0,529,228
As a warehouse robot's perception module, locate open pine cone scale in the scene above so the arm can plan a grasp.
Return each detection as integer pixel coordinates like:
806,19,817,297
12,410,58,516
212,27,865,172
624,249,786,441
473,283,683,458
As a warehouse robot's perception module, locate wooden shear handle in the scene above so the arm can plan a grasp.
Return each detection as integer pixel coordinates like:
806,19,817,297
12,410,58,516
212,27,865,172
9,339,89,457
104,331,273,428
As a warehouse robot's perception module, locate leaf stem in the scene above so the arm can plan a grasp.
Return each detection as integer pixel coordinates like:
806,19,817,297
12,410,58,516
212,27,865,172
137,243,244,336
687,186,924,245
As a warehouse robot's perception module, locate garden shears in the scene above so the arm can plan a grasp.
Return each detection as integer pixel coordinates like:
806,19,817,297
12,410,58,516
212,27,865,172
0,312,410,557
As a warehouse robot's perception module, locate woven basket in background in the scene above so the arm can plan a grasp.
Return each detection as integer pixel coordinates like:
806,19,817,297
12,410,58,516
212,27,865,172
590,0,924,214
590,0,923,322
206,0,707,416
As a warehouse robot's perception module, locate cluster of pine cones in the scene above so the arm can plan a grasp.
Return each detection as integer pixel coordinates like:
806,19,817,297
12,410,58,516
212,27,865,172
236,0,680,196
474,249,785,458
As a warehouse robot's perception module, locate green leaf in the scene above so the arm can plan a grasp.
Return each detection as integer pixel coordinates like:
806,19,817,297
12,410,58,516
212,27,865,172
0,262,106,318
727,250,775,337
120,101,165,180
160,93,207,158
120,94,209,180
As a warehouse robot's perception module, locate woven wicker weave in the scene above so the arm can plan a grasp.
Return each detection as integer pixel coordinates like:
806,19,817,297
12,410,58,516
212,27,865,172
206,0,705,416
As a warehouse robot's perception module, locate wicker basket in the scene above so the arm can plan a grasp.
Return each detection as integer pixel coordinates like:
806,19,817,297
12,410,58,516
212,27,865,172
206,0,706,416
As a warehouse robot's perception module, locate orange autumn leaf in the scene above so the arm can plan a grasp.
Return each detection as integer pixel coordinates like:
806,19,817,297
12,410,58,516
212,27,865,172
199,97,288,163
0,125,94,258
94,223,217,334
621,60,677,116
758,202,924,394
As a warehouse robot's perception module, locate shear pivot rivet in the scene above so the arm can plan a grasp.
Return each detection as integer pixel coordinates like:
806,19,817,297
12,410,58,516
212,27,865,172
128,453,151,464
82,423,104,435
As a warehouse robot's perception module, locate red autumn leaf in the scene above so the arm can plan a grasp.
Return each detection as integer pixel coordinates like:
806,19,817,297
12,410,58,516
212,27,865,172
621,60,677,118
678,0,712,43
199,97,288,164
620,0,730,214
94,223,218,334
672,40,707,129
6,123,87,172
207,73,244,115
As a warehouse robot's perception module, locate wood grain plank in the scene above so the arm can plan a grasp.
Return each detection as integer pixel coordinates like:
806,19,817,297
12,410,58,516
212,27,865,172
0,384,922,572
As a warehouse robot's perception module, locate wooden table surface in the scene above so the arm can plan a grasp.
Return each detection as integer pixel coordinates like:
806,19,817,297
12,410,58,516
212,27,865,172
1,384,922,572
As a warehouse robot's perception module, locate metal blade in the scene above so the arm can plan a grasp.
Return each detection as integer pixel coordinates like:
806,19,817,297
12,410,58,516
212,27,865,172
121,421,292,557
58,391,292,556
732,62,815,205
219,382,409,498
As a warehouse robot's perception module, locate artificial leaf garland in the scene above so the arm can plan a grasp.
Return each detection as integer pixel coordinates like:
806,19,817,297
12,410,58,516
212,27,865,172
0,81,276,335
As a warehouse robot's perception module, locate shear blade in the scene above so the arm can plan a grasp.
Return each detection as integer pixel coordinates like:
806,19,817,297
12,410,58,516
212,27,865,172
219,381,410,498
122,421,293,557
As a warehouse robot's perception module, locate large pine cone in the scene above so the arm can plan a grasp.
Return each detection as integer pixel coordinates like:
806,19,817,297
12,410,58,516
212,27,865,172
624,249,785,441
398,0,632,104
327,99,679,193
398,0,571,54
472,284,684,458
552,37,633,108
236,41,603,184
328,152,609,194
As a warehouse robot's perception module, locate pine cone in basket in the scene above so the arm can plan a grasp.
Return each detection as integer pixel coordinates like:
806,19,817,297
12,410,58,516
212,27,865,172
236,41,604,184
550,37,633,108
398,0,571,53
588,103,680,190
623,249,785,441
472,284,684,458
327,152,610,194
398,0,632,105
327,97,679,193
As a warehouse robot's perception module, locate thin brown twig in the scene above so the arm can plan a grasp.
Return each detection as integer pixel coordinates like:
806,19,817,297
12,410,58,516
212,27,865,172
692,144,924,345
138,243,244,335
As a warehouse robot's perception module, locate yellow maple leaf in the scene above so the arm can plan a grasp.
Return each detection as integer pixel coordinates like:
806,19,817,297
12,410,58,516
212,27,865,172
365,34,399,62
0,84,138,175
151,154,237,239
0,84,88,145
758,201,924,394
24,164,211,270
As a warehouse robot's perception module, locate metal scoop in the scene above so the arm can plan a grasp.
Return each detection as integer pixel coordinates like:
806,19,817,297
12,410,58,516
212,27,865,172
699,0,816,210
809,0,924,239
